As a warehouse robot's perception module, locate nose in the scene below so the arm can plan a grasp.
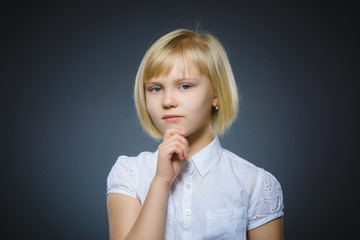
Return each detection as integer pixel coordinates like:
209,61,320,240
162,90,178,109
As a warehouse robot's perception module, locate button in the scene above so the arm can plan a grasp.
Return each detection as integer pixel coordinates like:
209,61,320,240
186,184,191,189
185,210,191,216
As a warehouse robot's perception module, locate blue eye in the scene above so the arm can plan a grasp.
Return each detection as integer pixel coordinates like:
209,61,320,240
180,84,191,90
151,87,162,93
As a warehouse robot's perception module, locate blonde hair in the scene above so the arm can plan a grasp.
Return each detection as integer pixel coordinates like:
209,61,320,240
134,29,239,138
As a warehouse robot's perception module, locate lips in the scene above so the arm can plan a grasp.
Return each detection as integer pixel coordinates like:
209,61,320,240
162,115,183,122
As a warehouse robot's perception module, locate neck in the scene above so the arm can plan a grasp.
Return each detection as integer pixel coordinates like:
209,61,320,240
186,124,214,157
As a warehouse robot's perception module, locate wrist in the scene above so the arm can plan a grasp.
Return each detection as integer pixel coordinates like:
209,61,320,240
152,176,172,191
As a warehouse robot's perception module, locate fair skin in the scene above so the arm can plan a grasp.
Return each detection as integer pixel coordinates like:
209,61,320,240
107,58,283,239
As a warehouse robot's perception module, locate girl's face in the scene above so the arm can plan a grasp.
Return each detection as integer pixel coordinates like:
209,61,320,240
145,58,217,142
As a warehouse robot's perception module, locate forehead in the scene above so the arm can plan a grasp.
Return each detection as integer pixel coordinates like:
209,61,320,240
146,67,202,88
145,55,202,82
168,58,201,78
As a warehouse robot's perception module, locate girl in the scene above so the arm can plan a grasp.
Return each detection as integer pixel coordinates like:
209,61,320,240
107,29,284,240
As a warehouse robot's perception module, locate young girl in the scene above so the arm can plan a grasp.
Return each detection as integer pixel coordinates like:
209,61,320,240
106,29,284,240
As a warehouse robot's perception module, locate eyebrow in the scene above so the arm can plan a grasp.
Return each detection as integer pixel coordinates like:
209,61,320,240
146,77,199,84
144,81,161,87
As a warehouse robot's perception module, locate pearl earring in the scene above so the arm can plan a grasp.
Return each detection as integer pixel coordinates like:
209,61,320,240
216,106,219,110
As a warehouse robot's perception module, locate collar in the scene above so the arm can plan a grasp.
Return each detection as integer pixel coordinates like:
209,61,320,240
190,136,223,177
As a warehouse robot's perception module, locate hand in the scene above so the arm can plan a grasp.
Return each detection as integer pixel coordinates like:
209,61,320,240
155,128,189,187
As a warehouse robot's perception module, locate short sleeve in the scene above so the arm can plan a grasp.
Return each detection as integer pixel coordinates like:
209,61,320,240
247,169,284,230
106,155,140,198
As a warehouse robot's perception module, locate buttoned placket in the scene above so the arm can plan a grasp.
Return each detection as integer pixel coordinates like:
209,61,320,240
181,159,194,239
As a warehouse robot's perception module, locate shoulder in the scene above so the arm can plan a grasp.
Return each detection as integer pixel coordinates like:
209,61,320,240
112,151,157,169
222,148,263,179
106,150,157,196
221,148,282,200
222,148,278,177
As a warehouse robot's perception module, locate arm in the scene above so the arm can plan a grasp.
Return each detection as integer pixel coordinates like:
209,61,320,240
107,177,169,240
107,128,188,240
247,217,283,240
107,193,141,240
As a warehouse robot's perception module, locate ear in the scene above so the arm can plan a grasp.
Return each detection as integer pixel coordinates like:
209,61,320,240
212,90,218,107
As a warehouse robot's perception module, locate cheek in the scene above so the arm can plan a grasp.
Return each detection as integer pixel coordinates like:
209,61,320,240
147,105,157,121
185,94,213,116
145,98,157,119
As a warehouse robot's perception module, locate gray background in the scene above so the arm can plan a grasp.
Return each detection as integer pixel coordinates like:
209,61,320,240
2,1,357,239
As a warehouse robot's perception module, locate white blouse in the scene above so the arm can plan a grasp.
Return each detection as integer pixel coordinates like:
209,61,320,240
107,137,284,239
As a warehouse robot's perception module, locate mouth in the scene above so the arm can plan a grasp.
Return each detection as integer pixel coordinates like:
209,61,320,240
162,115,183,122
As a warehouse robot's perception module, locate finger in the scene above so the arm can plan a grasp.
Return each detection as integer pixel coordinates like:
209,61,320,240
159,139,187,158
164,135,189,159
172,145,188,161
173,139,189,160
166,134,188,146
164,128,186,139
161,139,187,160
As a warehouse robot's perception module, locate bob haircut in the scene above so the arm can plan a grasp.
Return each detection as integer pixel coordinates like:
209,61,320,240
134,29,239,138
